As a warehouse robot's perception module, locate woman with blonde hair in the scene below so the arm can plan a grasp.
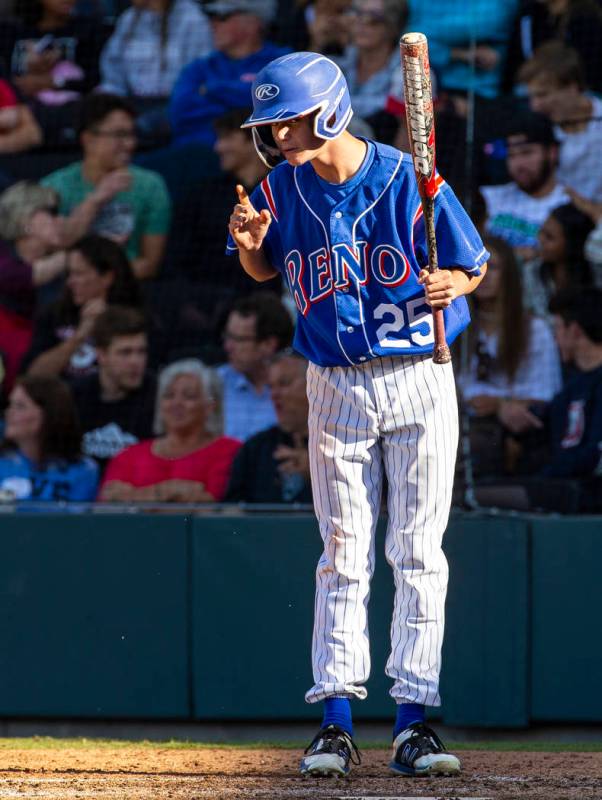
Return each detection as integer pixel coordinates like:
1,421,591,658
0,181,66,397
99,359,241,503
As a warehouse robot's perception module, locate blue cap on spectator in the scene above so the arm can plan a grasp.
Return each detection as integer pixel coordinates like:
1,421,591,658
204,0,276,24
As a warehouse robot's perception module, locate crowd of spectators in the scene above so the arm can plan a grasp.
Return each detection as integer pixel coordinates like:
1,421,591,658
0,0,601,512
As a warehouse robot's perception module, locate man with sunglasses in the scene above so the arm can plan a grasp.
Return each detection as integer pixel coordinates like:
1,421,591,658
228,51,488,780
334,0,410,125
169,0,290,148
41,93,171,280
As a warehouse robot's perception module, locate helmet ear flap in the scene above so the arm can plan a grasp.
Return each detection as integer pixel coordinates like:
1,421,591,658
252,126,283,169
316,82,352,139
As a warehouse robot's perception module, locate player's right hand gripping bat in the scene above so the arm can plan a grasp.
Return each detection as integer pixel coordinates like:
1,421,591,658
400,32,451,365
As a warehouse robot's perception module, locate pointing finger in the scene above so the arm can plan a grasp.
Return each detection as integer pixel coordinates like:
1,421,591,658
236,184,252,206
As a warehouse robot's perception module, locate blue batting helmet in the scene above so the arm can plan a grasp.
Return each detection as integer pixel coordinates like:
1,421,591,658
242,52,353,168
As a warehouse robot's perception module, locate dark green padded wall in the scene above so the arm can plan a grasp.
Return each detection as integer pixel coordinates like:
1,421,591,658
0,511,598,725
0,514,190,717
530,516,602,721
441,513,529,727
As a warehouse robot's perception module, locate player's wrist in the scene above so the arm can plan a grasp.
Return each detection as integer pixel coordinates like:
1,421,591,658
449,267,473,297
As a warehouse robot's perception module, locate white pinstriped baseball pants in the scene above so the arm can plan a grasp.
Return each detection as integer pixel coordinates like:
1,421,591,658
305,355,458,707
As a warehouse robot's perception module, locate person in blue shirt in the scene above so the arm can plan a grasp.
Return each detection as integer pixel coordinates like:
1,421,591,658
169,0,290,146
404,0,519,100
0,375,99,503
217,292,293,441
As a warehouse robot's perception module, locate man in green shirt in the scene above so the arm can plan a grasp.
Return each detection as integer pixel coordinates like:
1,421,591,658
41,94,171,280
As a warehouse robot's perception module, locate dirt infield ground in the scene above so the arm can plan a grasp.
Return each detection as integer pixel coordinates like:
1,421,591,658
0,743,601,800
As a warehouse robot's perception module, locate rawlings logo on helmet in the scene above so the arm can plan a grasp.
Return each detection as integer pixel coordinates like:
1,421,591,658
255,83,280,101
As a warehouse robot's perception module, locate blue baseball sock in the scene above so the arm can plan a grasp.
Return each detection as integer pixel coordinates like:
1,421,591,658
393,702,425,738
322,697,353,736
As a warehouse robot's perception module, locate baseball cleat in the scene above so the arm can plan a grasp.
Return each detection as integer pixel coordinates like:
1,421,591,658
300,724,361,777
389,721,461,777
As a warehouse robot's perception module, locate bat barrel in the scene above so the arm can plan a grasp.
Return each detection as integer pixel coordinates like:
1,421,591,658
400,32,451,365
400,32,437,200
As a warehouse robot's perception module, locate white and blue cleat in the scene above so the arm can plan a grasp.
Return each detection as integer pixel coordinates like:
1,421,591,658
389,722,461,777
300,724,361,778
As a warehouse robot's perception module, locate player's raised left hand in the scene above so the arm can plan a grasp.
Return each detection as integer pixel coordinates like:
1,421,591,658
418,268,456,309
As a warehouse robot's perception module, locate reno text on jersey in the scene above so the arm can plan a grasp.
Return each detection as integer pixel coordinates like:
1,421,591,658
285,240,411,312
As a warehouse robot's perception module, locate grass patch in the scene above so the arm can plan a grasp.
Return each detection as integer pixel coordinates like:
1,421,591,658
449,741,602,753
0,738,600,753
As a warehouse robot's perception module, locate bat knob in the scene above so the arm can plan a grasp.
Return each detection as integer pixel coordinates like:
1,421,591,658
401,32,427,46
432,344,452,365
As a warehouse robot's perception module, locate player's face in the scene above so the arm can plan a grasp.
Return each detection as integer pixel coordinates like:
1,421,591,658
506,140,555,194
98,333,148,392
83,111,136,172
538,215,565,263
214,129,257,174
271,114,327,166
268,357,309,433
5,385,43,445
526,76,579,124
159,373,211,435
66,250,114,306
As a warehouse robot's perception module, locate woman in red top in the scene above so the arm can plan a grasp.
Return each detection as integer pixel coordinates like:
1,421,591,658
99,358,241,503
0,78,42,152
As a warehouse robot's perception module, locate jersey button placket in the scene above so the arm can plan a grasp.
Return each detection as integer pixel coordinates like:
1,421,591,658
331,208,346,295
332,210,363,364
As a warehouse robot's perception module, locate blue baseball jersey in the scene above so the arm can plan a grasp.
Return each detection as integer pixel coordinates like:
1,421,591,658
227,140,488,367
0,451,99,502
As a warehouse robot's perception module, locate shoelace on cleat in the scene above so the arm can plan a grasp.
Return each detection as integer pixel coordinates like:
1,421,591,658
398,723,447,760
305,726,362,765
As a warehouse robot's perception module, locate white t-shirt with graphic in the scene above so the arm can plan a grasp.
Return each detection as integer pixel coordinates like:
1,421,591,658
481,181,570,248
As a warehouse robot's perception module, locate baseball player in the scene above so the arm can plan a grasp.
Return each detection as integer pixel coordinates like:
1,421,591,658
227,52,488,778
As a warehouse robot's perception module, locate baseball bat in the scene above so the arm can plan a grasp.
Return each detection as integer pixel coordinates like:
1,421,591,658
400,32,451,365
